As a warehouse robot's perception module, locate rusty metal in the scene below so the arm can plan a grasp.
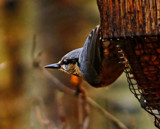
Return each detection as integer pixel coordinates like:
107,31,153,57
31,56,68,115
97,0,160,128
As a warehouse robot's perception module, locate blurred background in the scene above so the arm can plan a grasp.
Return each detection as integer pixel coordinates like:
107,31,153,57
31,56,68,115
0,0,157,129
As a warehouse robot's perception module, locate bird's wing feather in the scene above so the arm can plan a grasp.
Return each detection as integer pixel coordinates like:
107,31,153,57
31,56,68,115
79,26,103,86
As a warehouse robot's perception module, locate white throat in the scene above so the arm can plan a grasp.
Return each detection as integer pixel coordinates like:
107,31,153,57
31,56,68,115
60,62,81,77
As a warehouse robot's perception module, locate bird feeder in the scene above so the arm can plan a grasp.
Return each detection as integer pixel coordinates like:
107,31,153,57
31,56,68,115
97,0,160,128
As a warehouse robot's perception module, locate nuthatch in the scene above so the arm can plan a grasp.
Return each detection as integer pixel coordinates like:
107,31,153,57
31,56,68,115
45,26,124,87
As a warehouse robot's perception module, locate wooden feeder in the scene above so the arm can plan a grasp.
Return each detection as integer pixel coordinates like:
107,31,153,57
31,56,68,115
97,0,160,128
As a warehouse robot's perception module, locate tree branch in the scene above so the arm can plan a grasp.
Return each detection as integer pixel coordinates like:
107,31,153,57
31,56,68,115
41,66,128,129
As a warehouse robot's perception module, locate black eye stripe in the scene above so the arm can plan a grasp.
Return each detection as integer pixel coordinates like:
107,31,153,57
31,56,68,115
62,59,78,65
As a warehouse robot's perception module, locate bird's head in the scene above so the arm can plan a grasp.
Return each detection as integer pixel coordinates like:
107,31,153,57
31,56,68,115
45,48,82,77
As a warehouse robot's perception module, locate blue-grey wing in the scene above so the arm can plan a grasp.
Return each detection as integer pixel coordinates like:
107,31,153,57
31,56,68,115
79,26,103,86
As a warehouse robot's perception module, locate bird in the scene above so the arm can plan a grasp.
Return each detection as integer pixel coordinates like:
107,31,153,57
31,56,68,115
45,25,124,87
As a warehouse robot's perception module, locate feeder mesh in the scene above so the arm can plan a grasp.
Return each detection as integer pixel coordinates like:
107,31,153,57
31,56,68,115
116,36,160,128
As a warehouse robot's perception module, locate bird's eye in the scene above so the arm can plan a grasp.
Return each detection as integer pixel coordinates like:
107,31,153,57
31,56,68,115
62,59,68,64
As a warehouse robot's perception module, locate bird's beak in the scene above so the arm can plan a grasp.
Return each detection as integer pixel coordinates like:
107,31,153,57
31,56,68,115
44,63,60,69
